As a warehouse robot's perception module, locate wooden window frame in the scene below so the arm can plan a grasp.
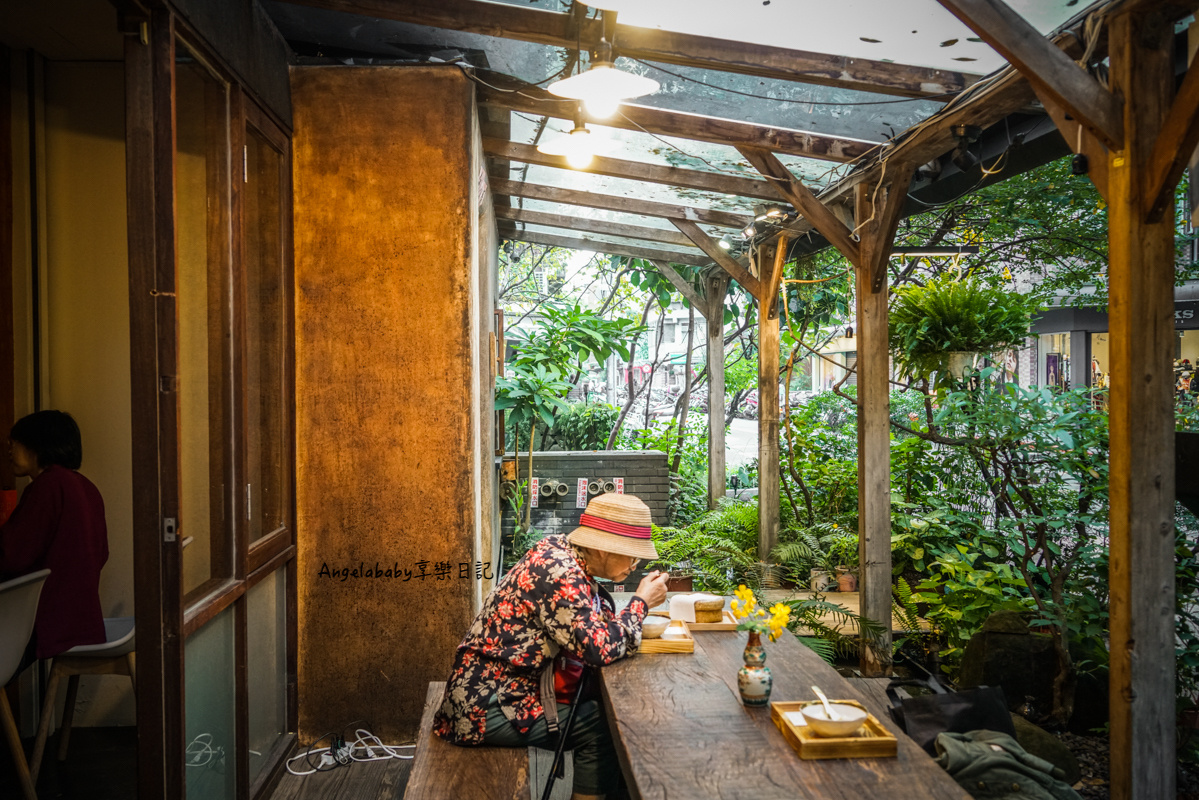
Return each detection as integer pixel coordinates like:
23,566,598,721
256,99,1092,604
128,10,297,800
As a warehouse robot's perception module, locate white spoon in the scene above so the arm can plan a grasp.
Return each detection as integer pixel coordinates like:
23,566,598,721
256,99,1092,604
811,685,840,721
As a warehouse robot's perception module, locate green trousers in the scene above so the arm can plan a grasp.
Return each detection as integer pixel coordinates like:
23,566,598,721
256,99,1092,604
483,697,619,796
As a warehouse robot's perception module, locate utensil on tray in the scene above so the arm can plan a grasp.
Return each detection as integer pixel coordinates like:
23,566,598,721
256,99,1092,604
811,686,838,720
801,689,869,738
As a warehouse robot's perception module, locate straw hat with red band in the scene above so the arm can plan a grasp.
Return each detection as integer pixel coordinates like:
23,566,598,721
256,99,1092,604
567,492,658,561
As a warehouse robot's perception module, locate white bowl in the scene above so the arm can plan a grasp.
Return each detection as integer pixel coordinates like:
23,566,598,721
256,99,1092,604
800,703,868,737
642,616,671,639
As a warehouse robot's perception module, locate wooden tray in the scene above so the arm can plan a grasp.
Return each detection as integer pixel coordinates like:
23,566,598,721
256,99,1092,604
770,700,897,760
649,609,738,630
639,620,694,653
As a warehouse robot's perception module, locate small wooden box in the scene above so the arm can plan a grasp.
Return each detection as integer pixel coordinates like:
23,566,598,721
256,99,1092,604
649,609,738,631
639,620,694,654
770,700,898,760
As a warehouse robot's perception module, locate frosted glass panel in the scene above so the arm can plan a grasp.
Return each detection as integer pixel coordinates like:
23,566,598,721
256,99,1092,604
184,608,236,800
247,569,289,783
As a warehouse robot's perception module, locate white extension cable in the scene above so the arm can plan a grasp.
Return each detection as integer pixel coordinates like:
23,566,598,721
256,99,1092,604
285,728,415,776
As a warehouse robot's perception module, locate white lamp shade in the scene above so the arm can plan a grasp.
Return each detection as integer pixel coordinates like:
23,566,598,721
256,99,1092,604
548,64,659,119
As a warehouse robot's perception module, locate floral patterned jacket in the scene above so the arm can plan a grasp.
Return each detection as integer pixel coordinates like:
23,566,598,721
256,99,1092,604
433,534,649,745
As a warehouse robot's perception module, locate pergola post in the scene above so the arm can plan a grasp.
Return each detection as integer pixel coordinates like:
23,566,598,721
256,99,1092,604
706,274,730,509
756,237,787,567
853,167,914,676
935,1,1195,793
1106,12,1177,798
652,259,730,510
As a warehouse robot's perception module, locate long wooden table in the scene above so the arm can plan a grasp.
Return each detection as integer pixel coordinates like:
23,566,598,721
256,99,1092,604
599,629,969,800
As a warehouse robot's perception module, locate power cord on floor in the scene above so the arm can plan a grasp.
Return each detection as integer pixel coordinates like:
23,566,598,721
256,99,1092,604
285,722,415,777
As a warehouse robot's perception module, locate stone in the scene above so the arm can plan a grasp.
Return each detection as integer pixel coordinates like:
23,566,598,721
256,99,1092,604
981,610,1033,635
959,612,1059,717
1010,713,1081,784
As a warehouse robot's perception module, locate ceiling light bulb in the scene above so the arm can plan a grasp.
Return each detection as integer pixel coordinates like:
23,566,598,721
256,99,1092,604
566,142,595,169
536,123,605,170
718,237,732,250
548,61,659,120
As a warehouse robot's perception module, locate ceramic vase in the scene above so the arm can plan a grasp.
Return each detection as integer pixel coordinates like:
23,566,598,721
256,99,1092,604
737,631,773,707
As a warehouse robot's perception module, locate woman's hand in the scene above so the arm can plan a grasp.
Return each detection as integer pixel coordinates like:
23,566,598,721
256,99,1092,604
634,570,669,610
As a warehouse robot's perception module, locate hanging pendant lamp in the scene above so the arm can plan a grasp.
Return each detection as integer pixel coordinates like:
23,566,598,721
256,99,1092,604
547,10,658,119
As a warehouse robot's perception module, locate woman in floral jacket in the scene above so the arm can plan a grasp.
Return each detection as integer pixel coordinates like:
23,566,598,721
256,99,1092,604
434,492,669,800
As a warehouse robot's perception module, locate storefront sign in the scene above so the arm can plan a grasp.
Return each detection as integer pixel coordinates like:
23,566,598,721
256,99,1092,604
1178,301,1199,329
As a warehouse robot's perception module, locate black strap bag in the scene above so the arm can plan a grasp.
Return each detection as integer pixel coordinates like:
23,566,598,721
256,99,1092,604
886,677,1016,755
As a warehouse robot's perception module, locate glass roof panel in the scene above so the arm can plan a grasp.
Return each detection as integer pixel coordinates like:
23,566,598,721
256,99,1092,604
621,59,944,142
488,0,1095,74
512,162,762,213
506,222,704,256
266,2,964,144
508,112,852,192
500,197,728,239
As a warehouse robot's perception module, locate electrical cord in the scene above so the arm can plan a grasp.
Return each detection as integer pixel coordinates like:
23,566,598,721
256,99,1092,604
285,724,415,777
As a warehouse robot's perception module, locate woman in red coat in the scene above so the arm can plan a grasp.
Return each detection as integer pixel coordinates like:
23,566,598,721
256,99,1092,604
0,410,108,668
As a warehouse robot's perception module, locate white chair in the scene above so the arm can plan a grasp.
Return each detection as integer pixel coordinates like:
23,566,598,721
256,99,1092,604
29,617,135,783
0,568,51,800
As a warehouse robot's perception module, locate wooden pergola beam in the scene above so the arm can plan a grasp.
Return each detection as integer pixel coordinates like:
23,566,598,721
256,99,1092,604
494,207,698,249
484,138,779,202
936,0,1124,150
648,259,704,310
1145,53,1199,221
276,0,980,98
736,145,860,264
670,219,760,296
492,178,749,229
477,82,875,163
498,227,711,267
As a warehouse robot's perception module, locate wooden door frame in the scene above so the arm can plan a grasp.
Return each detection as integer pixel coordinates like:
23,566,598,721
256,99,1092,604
126,9,299,799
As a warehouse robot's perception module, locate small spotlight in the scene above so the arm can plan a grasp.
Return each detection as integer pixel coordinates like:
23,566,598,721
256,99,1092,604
718,236,732,250
740,224,757,239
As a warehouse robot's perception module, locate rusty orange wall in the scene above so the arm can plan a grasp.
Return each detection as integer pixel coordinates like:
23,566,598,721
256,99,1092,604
292,66,487,740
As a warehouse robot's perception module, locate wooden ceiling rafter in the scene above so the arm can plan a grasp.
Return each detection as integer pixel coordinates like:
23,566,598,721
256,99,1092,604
476,80,875,163
491,177,749,228
736,145,861,265
275,0,980,98
498,227,711,267
493,206,700,249
483,138,779,201
670,218,761,296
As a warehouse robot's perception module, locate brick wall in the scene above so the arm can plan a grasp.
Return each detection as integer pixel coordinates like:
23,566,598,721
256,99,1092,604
502,450,669,545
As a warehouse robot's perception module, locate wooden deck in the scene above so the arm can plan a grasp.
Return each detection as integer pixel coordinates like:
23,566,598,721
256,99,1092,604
266,744,572,800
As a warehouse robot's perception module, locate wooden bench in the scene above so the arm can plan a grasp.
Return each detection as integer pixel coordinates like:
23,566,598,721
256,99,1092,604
403,682,531,800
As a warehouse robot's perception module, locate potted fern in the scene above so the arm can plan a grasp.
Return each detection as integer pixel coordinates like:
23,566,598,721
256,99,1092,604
888,273,1036,381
